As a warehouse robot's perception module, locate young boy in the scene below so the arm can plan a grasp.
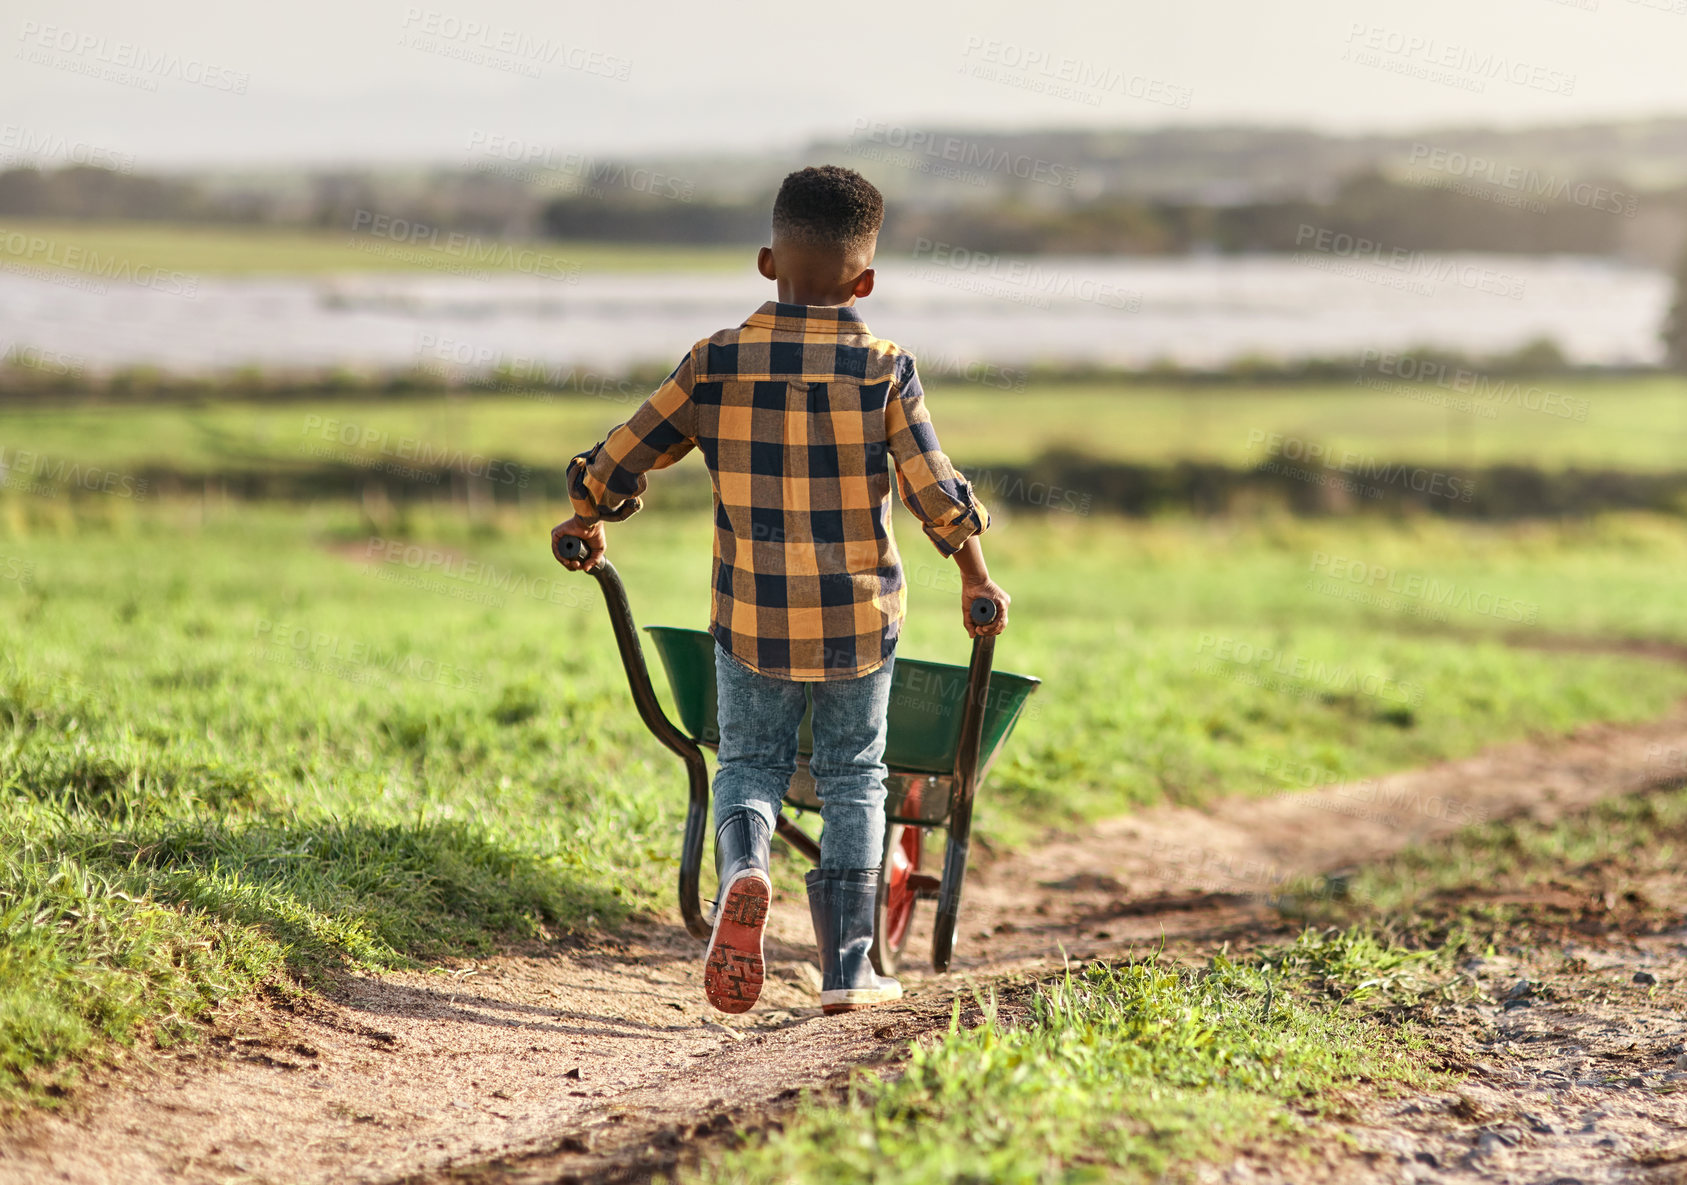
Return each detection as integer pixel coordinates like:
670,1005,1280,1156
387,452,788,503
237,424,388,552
552,165,1009,1016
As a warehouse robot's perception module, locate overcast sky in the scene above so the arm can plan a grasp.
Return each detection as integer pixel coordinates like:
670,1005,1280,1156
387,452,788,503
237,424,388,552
6,0,1687,169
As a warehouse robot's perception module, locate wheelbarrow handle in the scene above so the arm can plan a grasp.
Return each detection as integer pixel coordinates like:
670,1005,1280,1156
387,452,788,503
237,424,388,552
969,597,997,626
931,621,997,972
554,534,592,565
550,536,712,944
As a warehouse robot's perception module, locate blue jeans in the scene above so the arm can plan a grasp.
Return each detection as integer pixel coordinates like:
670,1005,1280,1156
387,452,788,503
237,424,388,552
712,642,893,870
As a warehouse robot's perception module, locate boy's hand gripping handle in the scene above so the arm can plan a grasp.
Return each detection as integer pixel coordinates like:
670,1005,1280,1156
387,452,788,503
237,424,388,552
968,598,997,627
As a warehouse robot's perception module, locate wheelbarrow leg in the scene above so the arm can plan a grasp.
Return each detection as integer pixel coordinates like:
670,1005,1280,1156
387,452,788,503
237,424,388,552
774,813,822,863
675,747,711,942
932,631,996,972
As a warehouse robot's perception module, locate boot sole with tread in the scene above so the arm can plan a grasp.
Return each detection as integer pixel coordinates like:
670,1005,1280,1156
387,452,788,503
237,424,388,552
703,869,770,1014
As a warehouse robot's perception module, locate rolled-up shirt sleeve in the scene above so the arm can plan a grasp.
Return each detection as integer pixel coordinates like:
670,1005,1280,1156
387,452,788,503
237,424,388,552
884,354,989,556
567,350,699,522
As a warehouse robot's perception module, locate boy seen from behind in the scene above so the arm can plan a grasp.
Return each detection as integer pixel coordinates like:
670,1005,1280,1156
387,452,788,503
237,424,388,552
553,165,1008,1015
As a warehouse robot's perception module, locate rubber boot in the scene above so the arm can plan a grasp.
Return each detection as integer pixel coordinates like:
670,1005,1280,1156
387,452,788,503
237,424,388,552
703,810,772,1014
806,868,902,1014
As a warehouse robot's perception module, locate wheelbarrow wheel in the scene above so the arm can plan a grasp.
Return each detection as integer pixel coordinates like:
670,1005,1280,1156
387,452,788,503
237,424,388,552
870,824,921,976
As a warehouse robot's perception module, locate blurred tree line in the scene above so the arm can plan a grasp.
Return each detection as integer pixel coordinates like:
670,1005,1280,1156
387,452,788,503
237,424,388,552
0,165,221,221
537,171,1682,260
0,165,541,236
3,163,1677,259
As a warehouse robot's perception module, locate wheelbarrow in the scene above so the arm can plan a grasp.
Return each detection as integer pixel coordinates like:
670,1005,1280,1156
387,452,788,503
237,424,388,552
554,535,1039,973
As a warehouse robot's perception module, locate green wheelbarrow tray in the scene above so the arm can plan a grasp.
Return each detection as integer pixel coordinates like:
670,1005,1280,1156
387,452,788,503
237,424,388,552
644,626,1040,829
552,535,1038,975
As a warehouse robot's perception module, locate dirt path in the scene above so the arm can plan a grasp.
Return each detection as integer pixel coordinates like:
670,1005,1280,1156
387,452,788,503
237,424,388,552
1253,937,1687,1185
5,705,1687,1185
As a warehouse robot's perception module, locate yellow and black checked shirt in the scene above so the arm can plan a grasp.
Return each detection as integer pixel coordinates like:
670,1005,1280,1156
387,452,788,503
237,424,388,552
567,301,989,682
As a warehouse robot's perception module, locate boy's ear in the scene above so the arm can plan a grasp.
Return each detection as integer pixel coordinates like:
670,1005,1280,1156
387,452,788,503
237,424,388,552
852,268,875,299
756,247,777,281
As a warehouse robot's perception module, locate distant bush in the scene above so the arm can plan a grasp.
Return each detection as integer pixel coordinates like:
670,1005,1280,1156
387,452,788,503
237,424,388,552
1666,242,1687,373
0,334,1627,407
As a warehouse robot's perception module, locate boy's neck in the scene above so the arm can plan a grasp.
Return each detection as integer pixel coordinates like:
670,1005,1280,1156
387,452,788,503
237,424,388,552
757,236,875,307
773,279,856,308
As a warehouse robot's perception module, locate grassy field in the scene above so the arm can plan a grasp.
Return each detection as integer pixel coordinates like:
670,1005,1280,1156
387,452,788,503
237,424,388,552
7,221,1686,1173
7,374,1687,477
698,931,1450,1181
937,375,1687,473
1327,777,1687,937
692,778,1687,1184
694,930,1448,1185
4,495,1687,1103
0,219,748,276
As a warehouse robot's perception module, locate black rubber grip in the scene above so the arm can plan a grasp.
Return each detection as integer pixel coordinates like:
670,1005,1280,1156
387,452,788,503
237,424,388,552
969,597,997,625
554,535,590,564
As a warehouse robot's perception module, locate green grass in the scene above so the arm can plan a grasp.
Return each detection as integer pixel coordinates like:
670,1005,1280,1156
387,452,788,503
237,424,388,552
1321,780,1687,932
693,929,1448,1185
695,761,1687,1185
0,219,748,276
7,375,1685,478
937,375,1687,474
691,740,1687,1185
2,498,1686,1102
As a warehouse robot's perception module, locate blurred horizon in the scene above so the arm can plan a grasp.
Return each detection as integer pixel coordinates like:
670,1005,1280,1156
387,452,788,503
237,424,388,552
12,0,1687,167
8,0,1687,380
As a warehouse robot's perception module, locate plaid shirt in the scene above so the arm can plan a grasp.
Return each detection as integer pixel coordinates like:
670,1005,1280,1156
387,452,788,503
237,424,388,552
567,300,988,682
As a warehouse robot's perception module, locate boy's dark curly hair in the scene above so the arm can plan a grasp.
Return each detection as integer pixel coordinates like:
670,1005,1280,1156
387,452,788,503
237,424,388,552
771,165,884,253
